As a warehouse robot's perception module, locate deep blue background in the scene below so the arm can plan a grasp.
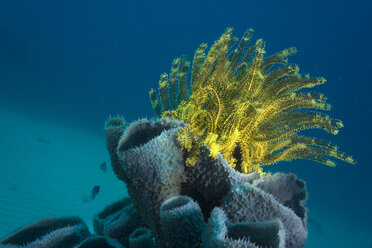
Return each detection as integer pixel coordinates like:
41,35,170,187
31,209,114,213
0,0,371,230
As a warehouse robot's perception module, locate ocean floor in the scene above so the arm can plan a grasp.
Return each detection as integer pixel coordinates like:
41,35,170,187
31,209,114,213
0,107,126,237
0,107,370,247
306,207,371,247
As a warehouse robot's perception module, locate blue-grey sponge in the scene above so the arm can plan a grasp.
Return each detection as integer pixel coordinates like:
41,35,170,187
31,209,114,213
93,197,145,247
106,118,308,247
76,235,125,248
115,118,186,247
128,227,155,248
0,216,90,248
202,207,286,248
183,146,260,217
221,183,306,248
160,195,205,248
105,115,128,182
254,173,308,224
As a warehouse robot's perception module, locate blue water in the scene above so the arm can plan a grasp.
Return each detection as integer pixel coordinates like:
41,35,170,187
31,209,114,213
0,0,371,247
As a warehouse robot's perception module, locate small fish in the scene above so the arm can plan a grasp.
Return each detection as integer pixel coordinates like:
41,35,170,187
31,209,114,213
37,137,51,144
9,186,18,191
308,217,325,235
82,195,89,203
100,162,107,172
82,185,101,203
90,185,101,200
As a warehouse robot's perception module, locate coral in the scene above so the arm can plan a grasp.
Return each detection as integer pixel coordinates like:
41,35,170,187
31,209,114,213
149,28,355,173
0,216,90,248
105,118,308,247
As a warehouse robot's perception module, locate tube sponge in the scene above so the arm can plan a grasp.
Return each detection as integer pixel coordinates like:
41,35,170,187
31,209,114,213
107,118,308,247
116,118,186,247
221,183,307,248
160,195,205,248
0,216,90,248
226,221,285,248
183,146,260,217
254,173,307,222
105,115,127,182
128,227,155,248
201,207,283,248
93,198,145,247
76,236,125,248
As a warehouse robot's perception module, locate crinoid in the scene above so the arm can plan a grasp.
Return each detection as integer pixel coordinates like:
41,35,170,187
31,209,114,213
149,28,355,174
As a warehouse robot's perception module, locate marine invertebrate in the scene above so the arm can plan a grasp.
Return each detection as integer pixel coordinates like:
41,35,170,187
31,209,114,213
149,28,355,173
254,173,307,220
110,118,186,247
2,117,309,248
202,207,285,248
105,115,127,182
93,197,145,247
221,183,307,247
2,28,338,248
128,227,155,248
160,195,205,247
105,117,308,247
0,216,90,248
77,236,125,248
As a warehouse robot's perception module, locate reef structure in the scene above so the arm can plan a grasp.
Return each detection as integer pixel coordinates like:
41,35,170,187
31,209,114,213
0,118,308,248
104,117,308,248
1,28,355,248
0,216,124,248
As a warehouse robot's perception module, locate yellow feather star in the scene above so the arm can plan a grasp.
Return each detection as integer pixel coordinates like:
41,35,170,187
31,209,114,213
149,28,356,174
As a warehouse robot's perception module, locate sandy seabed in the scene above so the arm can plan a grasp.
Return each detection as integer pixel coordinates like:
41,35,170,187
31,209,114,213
0,107,125,238
0,107,370,247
